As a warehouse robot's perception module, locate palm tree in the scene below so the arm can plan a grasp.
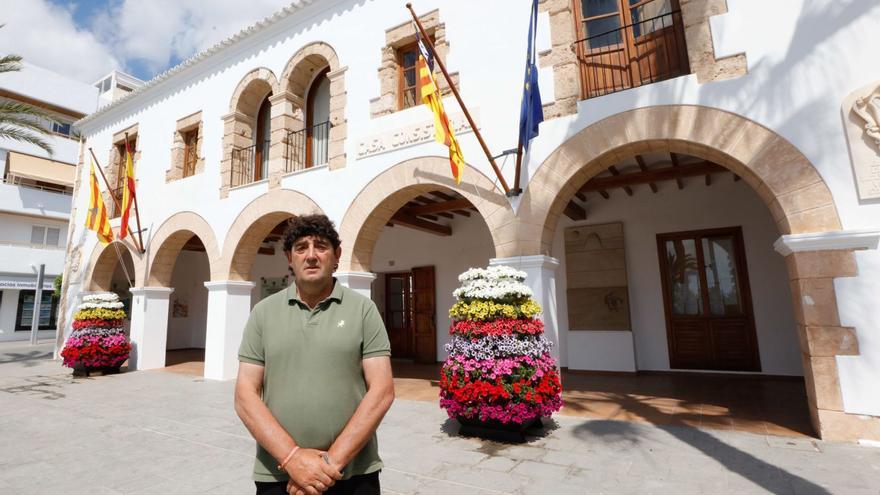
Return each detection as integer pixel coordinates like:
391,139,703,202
0,52,55,155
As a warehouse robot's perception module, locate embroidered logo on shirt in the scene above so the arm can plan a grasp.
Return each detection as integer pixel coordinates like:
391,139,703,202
337,320,345,328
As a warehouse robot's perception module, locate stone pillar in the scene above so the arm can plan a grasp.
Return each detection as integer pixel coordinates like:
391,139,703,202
490,255,561,363
268,91,304,187
326,67,348,170
220,111,256,198
335,271,377,299
128,287,174,371
203,281,255,381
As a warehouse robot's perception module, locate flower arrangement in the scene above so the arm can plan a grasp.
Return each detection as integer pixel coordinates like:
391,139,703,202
440,266,562,427
61,292,131,372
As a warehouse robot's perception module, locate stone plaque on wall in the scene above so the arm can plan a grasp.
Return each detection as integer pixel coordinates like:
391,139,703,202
842,81,880,201
564,222,631,331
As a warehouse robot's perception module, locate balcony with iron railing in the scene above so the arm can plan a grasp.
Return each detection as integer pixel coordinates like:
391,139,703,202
285,121,330,174
230,139,270,188
574,9,689,100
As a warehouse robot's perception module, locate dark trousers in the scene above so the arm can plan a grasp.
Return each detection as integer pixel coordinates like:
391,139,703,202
255,472,380,495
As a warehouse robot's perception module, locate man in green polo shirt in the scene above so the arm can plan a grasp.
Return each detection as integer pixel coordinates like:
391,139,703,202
234,214,394,495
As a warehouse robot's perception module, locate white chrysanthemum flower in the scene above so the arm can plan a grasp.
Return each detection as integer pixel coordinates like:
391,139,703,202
82,293,120,303
77,301,125,310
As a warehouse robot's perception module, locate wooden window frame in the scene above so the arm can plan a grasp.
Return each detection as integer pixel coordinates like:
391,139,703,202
397,41,421,111
656,226,761,372
182,128,199,178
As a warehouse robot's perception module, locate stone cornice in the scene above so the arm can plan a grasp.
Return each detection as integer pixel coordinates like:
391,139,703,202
774,229,880,256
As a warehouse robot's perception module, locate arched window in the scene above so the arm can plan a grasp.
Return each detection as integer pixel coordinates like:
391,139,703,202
305,68,330,168
254,95,272,181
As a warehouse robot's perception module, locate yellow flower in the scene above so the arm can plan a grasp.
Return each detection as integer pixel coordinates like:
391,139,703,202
75,308,126,321
449,299,541,321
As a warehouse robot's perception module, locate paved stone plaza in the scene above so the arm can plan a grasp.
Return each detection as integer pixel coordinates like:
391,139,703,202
1,342,879,495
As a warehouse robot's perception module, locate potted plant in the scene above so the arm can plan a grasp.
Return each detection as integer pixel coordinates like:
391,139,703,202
440,266,563,442
61,293,131,377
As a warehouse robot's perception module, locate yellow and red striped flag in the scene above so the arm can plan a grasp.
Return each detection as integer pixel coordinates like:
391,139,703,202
119,139,136,239
85,161,113,245
417,37,464,184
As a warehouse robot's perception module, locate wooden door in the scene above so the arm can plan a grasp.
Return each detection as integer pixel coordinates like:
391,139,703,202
384,272,412,358
411,266,437,363
627,0,688,85
656,227,760,372
254,96,271,181
576,0,632,97
575,0,686,98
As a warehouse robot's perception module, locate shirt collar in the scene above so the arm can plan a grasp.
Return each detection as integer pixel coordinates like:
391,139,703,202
287,278,344,306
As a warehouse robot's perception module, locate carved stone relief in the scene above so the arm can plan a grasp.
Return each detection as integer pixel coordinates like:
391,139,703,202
842,81,880,201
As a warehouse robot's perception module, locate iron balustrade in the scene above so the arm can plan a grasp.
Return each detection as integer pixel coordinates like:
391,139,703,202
230,140,270,188
285,121,330,173
574,10,689,100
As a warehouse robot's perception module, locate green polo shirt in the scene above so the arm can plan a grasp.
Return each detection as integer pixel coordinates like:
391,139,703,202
238,279,391,482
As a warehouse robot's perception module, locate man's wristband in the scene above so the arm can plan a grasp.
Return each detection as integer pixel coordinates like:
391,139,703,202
277,446,299,471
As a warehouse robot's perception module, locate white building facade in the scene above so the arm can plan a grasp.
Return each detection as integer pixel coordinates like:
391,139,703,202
0,61,100,342
64,0,880,442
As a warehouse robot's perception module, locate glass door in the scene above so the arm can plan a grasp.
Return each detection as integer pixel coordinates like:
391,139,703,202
657,227,759,371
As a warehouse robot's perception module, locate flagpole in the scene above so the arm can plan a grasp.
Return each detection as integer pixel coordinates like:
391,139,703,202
88,147,144,254
513,142,524,195
406,3,511,195
124,133,146,254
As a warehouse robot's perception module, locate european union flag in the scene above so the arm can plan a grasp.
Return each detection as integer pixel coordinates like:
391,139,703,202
518,0,543,153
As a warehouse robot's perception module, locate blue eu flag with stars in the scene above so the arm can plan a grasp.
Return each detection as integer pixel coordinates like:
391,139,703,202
518,0,543,153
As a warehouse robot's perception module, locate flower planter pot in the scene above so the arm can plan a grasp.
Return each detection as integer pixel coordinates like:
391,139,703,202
72,362,122,378
456,416,544,443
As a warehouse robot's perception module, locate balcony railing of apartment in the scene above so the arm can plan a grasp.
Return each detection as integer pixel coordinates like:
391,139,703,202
182,136,199,177
230,140,270,188
574,10,689,100
1,177,72,195
285,121,330,174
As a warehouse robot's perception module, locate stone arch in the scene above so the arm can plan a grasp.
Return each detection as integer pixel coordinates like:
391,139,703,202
280,42,341,95
520,105,866,441
338,156,516,273
228,67,279,115
84,240,143,291
520,105,842,256
145,212,221,287
276,42,347,170
218,189,324,281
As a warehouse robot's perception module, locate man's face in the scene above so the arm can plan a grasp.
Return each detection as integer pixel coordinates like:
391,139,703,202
286,235,340,285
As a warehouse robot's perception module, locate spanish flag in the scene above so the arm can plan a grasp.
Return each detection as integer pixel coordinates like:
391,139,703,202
417,36,464,184
86,161,113,245
119,139,136,239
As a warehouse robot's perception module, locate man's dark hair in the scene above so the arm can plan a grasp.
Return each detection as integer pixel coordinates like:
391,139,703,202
283,214,341,252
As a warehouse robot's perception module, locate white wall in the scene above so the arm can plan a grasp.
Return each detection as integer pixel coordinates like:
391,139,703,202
0,212,67,245
371,214,495,361
553,175,803,376
166,251,210,349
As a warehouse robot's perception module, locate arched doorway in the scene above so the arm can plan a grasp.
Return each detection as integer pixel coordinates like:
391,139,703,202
520,105,858,439
305,68,330,168
338,157,515,364
143,212,220,374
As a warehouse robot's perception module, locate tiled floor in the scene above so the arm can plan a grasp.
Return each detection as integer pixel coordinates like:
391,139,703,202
390,360,815,438
163,351,815,438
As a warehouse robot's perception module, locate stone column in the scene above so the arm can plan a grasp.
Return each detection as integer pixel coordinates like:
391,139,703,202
268,91,304,187
203,281,255,381
490,255,561,363
219,111,256,198
128,287,174,371
335,271,377,299
326,67,348,170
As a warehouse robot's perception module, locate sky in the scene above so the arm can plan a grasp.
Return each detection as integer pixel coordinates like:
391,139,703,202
0,0,293,84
